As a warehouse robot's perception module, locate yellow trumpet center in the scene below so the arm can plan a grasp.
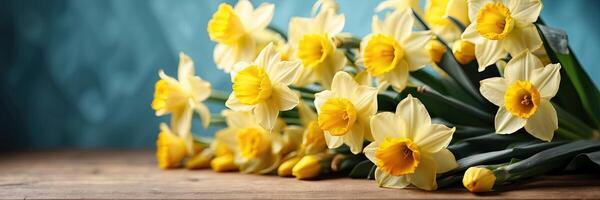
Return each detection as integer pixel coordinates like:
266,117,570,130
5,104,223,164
156,130,187,169
237,127,271,159
504,80,541,118
151,79,187,112
207,3,245,45
425,0,450,26
363,34,404,76
297,34,333,68
232,65,272,105
375,137,421,176
476,2,514,40
318,98,357,136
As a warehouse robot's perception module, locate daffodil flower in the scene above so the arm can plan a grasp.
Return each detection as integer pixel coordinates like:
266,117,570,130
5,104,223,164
225,43,302,130
208,0,275,73
462,0,543,71
424,0,470,43
480,50,561,141
216,109,302,174
288,6,346,89
314,72,378,154
463,167,496,192
151,52,212,155
359,9,433,92
156,123,188,169
364,95,457,190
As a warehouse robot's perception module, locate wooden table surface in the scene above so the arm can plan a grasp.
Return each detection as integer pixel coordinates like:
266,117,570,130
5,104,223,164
1,150,599,199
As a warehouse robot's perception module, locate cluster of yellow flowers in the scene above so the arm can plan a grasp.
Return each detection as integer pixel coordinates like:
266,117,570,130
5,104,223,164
150,0,600,193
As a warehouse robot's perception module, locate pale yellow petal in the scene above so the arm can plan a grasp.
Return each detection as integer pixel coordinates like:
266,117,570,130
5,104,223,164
370,112,398,141
314,90,333,113
504,24,543,56
467,0,494,22
331,71,359,98
495,106,526,134
363,142,378,163
371,15,383,34
403,31,433,71
255,43,278,71
188,76,211,101
396,95,432,139
247,3,274,31
314,9,345,35
475,39,506,72
461,23,483,44
384,60,410,92
414,124,455,153
408,155,437,191
375,168,410,189
254,102,279,130
193,103,211,128
222,109,252,129
288,18,312,48
351,86,378,115
324,133,344,148
177,52,195,84
225,93,254,111
504,50,542,83
524,100,557,142
271,84,299,111
508,0,542,23
479,77,508,106
431,149,458,173
268,60,302,85
446,0,470,25
317,50,347,90
213,44,236,72
387,9,415,41
345,122,366,154
531,63,561,98
297,101,317,125
171,106,194,154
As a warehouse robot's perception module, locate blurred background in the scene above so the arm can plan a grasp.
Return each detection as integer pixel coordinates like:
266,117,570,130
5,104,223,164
0,0,598,150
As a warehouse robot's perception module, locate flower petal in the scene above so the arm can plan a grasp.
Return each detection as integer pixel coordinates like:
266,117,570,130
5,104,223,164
255,43,278,71
531,63,561,98
495,106,526,134
171,106,194,154
324,133,344,148
352,86,378,115
396,95,432,140
370,112,398,141
193,102,211,128
225,93,254,111
431,149,458,173
331,71,358,98
254,102,279,130
508,0,542,23
177,52,195,85
188,76,212,101
384,60,410,92
345,122,366,154
269,61,302,85
375,168,411,189
479,77,507,106
222,109,252,129
475,39,506,72
387,9,415,41
248,3,274,31
317,50,347,90
314,9,345,35
414,124,455,153
504,24,543,56
314,90,333,113
462,23,483,44
467,0,494,22
288,18,312,47
403,31,433,71
363,141,378,163
524,100,558,142
504,50,542,83
271,84,299,111
408,155,437,191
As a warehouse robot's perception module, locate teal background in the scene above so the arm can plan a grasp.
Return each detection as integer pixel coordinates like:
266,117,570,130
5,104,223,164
0,0,598,149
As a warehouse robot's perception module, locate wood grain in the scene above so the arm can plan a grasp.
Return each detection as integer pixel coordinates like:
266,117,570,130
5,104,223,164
0,150,599,199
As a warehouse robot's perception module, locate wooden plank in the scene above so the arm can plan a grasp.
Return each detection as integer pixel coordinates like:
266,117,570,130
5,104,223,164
0,150,599,199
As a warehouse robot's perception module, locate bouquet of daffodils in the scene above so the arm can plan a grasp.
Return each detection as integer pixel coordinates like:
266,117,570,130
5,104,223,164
151,0,600,192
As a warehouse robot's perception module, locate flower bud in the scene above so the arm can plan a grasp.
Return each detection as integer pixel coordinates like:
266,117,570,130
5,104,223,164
452,40,475,64
292,155,322,180
186,149,213,170
156,123,187,169
427,39,447,63
278,156,302,177
211,154,238,172
463,167,496,192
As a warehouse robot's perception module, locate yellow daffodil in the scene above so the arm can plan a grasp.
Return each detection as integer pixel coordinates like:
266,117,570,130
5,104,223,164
225,43,302,130
156,123,188,169
452,39,476,64
480,50,561,141
463,167,496,192
152,52,212,155
462,0,543,71
216,109,303,174
364,95,457,190
211,154,238,172
359,9,433,92
424,0,470,43
278,156,302,177
208,0,275,72
375,0,422,14
292,154,332,180
314,72,378,154
288,6,346,89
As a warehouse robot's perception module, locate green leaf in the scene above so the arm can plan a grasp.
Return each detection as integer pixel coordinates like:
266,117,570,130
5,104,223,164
448,132,534,159
565,150,600,171
348,160,375,179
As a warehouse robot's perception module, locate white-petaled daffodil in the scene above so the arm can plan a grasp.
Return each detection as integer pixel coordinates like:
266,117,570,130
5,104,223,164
462,0,544,71
225,43,302,130
424,0,470,43
288,4,346,89
314,72,378,154
364,95,458,190
216,109,303,174
480,50,560,141
152,52,212,155
359,9,433,92
208,0,275,73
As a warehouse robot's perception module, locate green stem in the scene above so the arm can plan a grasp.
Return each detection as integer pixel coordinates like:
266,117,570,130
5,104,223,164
415,86,494,123
209,114,226,125
334,35,361,49
556,127,584,140
208,89,229,102
554,103,595,138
